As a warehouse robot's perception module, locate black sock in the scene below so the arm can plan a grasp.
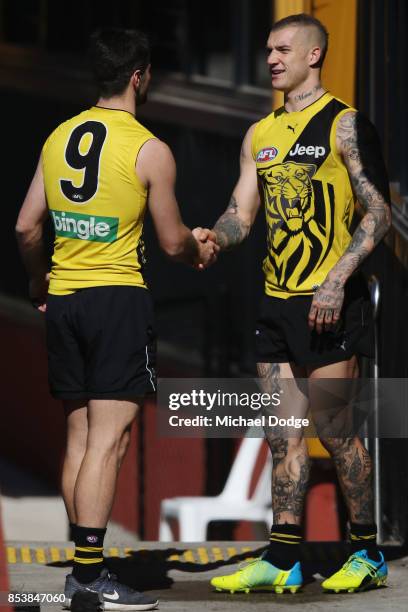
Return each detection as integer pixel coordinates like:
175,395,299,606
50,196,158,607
349,522,381,560
72,525,106,584
263,524,302,570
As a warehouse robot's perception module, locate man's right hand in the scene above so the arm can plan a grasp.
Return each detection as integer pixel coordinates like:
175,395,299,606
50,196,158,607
195,235,219,270
193,227,218,244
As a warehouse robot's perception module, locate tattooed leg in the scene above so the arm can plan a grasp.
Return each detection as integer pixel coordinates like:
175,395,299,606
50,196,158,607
319,437,374,523
257,362,310,525
269,437,310,525
308,357,374,524
257,362,283,395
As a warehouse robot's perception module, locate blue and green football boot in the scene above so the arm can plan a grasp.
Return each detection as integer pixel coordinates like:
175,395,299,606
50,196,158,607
210,557,303,594
321,549,387,593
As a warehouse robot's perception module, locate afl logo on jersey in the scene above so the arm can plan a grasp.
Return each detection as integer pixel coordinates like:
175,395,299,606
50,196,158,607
256,147,278,162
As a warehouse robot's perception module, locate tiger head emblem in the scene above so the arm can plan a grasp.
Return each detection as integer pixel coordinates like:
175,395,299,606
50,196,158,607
257,161,330,289
258,161,317,238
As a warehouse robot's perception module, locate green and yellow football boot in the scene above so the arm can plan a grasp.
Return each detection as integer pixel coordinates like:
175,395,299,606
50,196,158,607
322,549,388,593
210,557,303,594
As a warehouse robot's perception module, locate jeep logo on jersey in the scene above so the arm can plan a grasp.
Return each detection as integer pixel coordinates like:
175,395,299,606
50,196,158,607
256,147,278,162
50,210,119,242
289,144,326,159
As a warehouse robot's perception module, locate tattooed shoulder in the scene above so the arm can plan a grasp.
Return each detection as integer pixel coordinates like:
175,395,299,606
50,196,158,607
336,111,360,161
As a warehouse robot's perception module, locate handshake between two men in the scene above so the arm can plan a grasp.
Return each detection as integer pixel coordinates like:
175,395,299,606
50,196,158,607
192,227,220,270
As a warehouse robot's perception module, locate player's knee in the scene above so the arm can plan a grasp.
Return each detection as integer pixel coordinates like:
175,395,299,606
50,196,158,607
284,454,310,483
287,442,309,473
268,436,307,461
87,420,134,460
86,430,123,459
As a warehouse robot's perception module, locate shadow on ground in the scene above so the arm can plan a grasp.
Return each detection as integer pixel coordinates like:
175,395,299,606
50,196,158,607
47,542,407,592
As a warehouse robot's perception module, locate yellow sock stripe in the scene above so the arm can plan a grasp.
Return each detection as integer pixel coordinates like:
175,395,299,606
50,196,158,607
73,557,104,565
269,537,300,544
75,546,104,553
270,533,302,539
350,534,376,540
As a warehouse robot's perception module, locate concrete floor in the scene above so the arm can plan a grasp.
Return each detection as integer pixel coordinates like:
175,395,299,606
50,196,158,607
5,541,408,612
2,460,408,611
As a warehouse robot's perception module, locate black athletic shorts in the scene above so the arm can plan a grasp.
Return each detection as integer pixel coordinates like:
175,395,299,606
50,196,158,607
45,286,156,400
255,275,374,367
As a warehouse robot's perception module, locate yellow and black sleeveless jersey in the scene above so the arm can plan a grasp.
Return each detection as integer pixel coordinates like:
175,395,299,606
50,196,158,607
252,92,355,298
42,106,155,295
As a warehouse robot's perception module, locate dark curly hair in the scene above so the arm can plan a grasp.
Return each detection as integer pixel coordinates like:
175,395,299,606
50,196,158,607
89,28,151,97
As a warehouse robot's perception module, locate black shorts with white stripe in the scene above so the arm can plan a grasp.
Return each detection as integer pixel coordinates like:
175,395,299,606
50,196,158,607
46,285,156,400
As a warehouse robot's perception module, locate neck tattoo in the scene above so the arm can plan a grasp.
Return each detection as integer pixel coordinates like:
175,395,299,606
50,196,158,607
294,85,323,102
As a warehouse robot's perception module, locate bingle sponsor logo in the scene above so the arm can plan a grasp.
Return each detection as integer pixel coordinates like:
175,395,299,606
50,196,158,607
50,210,119,242
289,143,326,158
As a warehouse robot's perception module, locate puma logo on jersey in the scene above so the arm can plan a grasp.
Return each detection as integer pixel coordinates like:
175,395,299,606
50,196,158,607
289,143,326,158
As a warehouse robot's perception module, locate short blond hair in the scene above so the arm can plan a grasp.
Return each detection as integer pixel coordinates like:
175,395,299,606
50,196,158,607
271,13,328,67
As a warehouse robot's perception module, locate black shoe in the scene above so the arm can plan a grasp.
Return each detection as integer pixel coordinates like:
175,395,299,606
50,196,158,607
65,568,159,610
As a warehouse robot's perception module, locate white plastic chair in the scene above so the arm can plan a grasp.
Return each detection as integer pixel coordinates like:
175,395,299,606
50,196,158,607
159,433,273,541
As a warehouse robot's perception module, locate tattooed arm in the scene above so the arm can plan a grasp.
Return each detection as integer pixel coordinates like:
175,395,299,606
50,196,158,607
309,111,391,333
193,123,261,250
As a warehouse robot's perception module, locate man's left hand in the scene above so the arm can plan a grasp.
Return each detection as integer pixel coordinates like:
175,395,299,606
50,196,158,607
308,277,345,334
29,273,49,312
